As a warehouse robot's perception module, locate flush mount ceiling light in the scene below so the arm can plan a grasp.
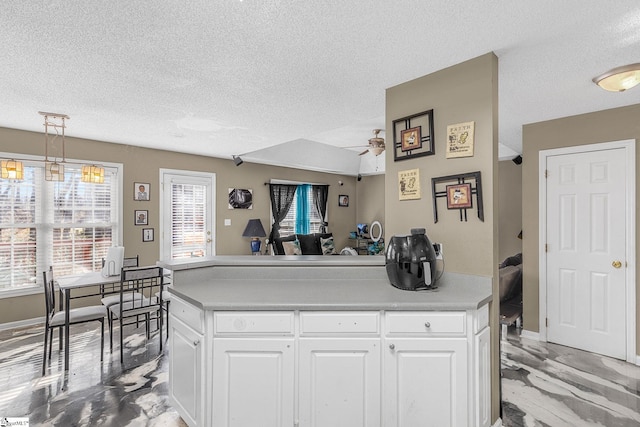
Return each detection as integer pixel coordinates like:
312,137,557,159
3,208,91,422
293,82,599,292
592,63,640,92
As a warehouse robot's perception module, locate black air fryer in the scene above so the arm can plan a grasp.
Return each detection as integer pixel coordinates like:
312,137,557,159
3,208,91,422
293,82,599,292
385,228,438,291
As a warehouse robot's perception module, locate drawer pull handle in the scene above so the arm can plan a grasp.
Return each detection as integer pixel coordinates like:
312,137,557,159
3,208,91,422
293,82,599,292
425,322,431,328
389,344,395,350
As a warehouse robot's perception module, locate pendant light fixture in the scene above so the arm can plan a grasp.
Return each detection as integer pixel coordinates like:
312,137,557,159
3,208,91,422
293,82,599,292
592,63,640,92
39,111,69,181
0,159,24,180
81,164,105,183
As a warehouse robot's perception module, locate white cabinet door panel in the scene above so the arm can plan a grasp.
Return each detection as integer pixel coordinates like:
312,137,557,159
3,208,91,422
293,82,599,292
299,338,381,427
212,338,295,427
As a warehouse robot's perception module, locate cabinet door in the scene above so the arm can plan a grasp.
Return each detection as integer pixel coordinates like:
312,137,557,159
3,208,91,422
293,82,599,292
169,316,204,427
299,338,381,427
212,338,295,427
475,327,491,427
384,338,468,427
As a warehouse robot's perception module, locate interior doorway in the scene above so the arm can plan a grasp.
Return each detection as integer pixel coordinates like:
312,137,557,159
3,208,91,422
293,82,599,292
159,169,216,261
538,140,635,362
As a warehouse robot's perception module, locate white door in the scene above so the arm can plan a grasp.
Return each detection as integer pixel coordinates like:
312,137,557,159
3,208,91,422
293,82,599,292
160,169,215,260
298,338,381,427
545,147,627,359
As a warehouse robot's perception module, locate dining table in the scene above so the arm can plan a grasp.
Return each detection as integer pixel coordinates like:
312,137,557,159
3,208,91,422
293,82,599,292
56,271,122,372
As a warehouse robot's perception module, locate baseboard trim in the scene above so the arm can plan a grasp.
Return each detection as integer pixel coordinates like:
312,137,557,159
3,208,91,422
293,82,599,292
519,329,540,341
0,316,43,332
492,417,503,427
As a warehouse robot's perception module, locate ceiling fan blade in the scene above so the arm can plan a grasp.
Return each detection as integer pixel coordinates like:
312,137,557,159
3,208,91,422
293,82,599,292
358,149,369,156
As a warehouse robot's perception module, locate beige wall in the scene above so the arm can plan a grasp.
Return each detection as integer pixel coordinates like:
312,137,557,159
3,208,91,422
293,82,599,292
498,160,523,261
355,174,385,236
0,126,369,324
521,103,640,355
385,53,500,422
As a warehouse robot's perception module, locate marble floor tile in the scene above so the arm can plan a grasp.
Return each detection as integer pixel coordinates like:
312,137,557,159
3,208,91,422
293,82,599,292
1,322,639,426
501,327,640,427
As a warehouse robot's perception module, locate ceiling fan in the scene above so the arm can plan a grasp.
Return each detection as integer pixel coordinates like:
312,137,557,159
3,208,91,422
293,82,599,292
353,129,385,156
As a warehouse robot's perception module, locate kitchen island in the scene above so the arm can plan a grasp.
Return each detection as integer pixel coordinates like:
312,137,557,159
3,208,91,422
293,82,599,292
159,256,492,427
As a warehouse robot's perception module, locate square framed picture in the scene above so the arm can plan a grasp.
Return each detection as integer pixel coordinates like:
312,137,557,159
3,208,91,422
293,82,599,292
446,183,473,209
135,210,148,226
338,195,349,207
393,109,435,161
134,182,150,201
142,228,154,242
228,188,253,209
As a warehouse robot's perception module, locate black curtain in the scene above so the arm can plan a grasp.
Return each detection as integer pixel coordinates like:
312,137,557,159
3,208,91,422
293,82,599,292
268,184,297,245
312,185,329,233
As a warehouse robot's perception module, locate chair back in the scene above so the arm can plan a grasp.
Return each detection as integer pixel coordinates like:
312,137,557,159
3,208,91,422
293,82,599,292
118,266,164,317
123,255,139,268
42,266,56,321
102,255,139,268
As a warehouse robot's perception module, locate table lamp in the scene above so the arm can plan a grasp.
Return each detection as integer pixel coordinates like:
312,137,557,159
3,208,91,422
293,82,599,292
242,218,267,255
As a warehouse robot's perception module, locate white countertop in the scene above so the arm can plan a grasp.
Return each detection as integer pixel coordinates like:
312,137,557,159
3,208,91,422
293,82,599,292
168,268,492,312
157,255,385,271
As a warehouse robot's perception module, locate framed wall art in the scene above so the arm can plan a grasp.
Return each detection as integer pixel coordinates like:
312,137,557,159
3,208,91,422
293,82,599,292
446,183,472,209
338,195,349,207
142,228,154,242
228,188,253,209
446,121,475,158
135,210,148,226
398,168,421,201
134,182,150,201
392,109,435,161
431,171,483,223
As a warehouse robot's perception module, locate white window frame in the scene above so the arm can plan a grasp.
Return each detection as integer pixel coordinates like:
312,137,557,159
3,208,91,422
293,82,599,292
0,152,123,299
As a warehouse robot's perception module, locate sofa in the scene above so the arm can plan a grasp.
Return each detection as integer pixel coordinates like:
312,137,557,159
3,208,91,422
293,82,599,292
499,253,523,336
272,233,336,255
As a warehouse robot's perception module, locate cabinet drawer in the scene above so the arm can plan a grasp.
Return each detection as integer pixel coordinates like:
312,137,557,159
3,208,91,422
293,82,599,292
171,296,204,333
214,312,294,335
386,312,466,335
300,312,380,334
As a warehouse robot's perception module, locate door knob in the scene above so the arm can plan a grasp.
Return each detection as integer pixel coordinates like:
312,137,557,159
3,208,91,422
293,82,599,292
612,260,622,269
207,238,212,243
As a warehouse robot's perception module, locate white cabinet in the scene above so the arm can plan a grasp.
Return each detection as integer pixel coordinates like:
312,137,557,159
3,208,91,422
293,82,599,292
299,338,380,427
168,316,204,427
383,338,468,426
168,302,490,427
212,338,295,427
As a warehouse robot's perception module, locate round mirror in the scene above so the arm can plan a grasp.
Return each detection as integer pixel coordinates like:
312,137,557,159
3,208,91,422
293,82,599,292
370,220,383,242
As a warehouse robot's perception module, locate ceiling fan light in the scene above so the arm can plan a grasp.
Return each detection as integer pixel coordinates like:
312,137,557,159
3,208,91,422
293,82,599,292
1,159,24,180
371,147,385,156
593,63,640,92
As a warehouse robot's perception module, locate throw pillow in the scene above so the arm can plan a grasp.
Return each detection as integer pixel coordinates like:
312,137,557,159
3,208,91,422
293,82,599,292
282,240,301,255
320,236,336,255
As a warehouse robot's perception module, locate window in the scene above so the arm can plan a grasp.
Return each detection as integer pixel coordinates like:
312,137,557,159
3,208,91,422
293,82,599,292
0,159,121,295
279,185,323,236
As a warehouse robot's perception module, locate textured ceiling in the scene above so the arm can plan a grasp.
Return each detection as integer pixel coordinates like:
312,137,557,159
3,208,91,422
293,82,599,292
1,1,639,175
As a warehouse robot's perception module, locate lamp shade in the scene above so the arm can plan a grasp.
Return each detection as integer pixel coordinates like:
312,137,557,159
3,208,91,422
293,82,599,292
242,219,266,238
1,159,24,180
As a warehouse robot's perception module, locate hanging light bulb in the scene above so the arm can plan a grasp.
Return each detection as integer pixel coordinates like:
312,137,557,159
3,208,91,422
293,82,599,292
0,159,24,180
81,165,105,183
